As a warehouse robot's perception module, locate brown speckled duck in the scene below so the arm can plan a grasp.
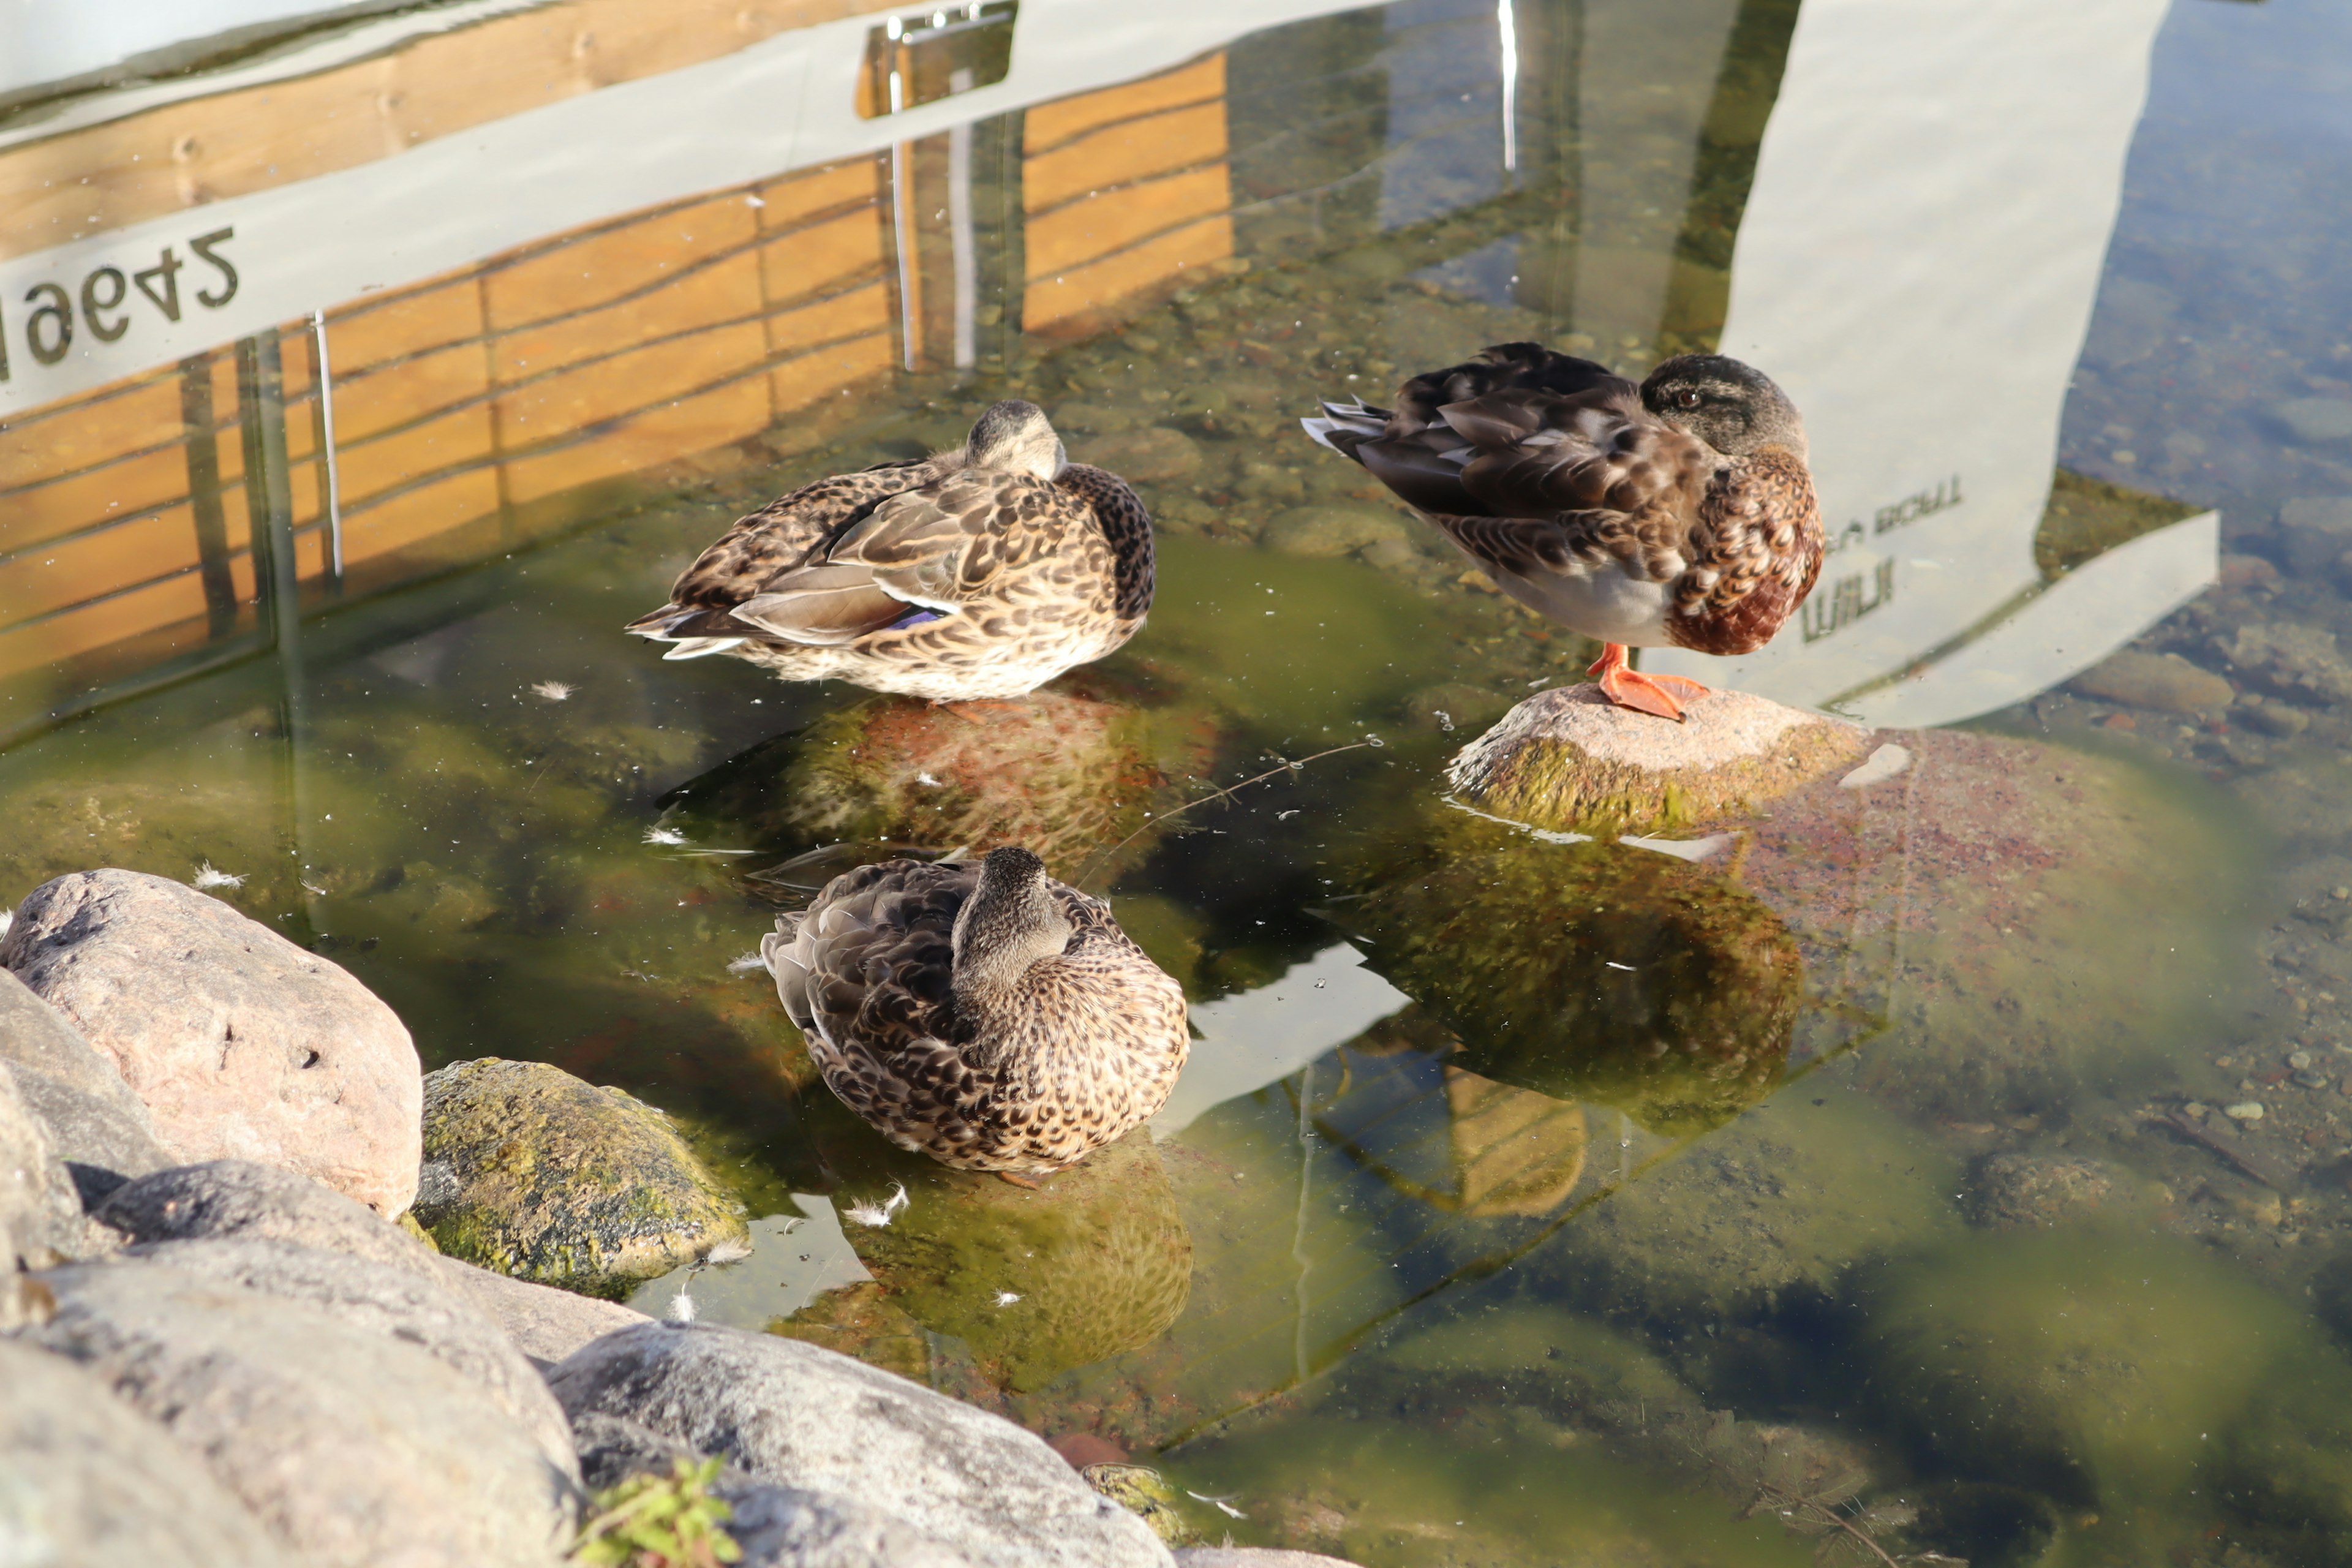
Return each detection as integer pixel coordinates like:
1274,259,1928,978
761,846,1189,1177
1303,344,1822,720
625,401,1153,702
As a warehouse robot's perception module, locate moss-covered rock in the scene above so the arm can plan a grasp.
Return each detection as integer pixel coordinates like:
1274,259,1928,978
1859,1226,2352,1562
415,1058,747,1299
1341,810,1800,1137
1447,684,1869,837
1540,1091,1961,1324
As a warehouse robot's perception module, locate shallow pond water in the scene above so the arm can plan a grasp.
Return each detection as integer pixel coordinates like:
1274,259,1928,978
6,0,2352,1562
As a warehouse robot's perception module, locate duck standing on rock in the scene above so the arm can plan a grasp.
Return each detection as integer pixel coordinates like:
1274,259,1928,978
1303,344,1822,721
761,847,1189,1180
626,401,1154,702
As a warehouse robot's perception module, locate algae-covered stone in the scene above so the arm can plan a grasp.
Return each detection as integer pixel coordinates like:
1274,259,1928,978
1261,505,1412,559
1541,1092,1961,1322
823,1131,1192,1391
1859,1226,2352,1559
416,1058,747,1298
1341,811,1799,1136
1447,684,1868,836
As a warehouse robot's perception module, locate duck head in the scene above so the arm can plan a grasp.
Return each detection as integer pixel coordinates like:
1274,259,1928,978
965,400,1068,480
1642,355,1807,462
951,845,1074,1004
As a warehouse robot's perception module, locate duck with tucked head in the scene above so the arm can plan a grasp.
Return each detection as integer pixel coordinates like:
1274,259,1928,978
1303,344,1821,720
761,846,1189,1178
627,401,1154,702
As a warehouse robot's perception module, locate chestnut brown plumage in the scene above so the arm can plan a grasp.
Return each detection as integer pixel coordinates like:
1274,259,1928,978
1304,344,1822,719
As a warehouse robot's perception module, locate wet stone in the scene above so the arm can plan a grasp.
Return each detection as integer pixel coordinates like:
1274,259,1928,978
1259,503,1412,559
1961,1153,2122,1229
1073,426,1203,484
1447,683,1871,835
2273,399,2352,444
415,1058,748,1299
2277,496,2352,573
2070,649,2233,714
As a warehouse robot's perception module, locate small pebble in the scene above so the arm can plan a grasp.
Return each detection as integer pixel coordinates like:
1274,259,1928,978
2225,1102,2266,1122
2182,1101,2209,1118
2296,1071,2332,1090
2290,1050,2315,1069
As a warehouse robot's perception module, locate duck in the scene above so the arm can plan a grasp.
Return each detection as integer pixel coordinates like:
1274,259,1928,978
625,401,1154,703
761,846,1189,1178
1302,344,1822,720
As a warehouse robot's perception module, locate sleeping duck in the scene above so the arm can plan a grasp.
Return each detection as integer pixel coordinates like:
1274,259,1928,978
761,846,1188,1177
1303,344,1822,721
626,401,1154,703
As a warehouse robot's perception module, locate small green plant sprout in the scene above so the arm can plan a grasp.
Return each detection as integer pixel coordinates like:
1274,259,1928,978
570,1457,742,1568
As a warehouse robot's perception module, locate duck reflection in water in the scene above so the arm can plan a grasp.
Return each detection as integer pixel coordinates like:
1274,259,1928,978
763,846,1188,1182
626,400,1155,701
1305,344,1822,722
1340,813,1800,1144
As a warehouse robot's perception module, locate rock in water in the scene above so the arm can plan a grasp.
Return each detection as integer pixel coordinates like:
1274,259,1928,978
0,870,421,1215
1447,684,1868,836
0,1338,297,1568
2068,649,2233,715
415,1058,748,1298
31,1255,579,1568
0,968,168,1209
547,1322,1174,1568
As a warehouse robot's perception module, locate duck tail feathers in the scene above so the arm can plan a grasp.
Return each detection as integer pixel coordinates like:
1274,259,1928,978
1300,399,1388,462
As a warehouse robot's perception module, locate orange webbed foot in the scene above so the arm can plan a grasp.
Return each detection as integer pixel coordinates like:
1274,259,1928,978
1585,643,1706,722
995,1170,1044,1189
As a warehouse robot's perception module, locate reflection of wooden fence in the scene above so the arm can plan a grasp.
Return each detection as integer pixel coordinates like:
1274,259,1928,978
1022,53,1234,336
0,49,1234,720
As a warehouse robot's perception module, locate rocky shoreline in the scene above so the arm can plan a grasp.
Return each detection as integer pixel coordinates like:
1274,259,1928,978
0,868,1356,1568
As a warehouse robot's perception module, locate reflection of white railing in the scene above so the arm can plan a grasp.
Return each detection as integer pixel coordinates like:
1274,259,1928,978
1152,943,1409,1136
1645,0,2196,726
0,0,1367,418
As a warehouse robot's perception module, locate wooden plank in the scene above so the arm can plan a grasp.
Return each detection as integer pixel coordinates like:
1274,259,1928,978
483,195,761,336
341,467,503,565
499,374,771,505
1025,165,1234,280
494,247,765,380
1023,54,1227,156
1024,102,1231,216
329,341,495,447
330,277,489,373
764,280,892,358
0,447,192,557
492,319,768,445
756,160,882,229
335,404,499,508
1024,214,1233,334
0,505,203,625
758,208,888,308
0,374,183,493
0,566,215,680
0,0,902,263
769,330,893,415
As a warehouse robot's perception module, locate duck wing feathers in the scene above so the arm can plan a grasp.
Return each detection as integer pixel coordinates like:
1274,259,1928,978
623,457,941,641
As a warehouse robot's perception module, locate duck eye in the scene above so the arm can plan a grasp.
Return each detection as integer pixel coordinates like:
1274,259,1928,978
1676,390,1703,409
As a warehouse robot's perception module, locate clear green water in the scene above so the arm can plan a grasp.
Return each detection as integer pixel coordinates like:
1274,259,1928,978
9,1,2352,1564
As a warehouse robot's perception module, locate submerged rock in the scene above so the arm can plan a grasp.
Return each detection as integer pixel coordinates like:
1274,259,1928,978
414,1058,748,1299
1260,504,1412,559
820,1129,1193,1390
1540,1091,1961,1322
1,870,421,1216
1961,1153,2124,1229
2068,649,2233,714
31,1254,580,1568
0,968,168,1210
1074,426,1204,483
1447,684,1868,836
0,1337,296,1568
546,1321,1175,1568
1341,812,1800,1137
